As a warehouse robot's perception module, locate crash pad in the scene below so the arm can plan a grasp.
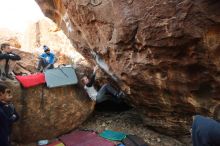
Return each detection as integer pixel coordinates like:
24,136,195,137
59,130,115,146
45,66,78,88
122,135,148,146
16,73,45,88
99,130,127,141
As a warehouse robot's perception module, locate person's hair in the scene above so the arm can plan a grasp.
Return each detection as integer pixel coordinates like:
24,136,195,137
1,43,10,50
81,75,88,82
0,83,8,93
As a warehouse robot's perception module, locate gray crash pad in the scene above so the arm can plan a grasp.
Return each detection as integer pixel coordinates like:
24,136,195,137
45,67,78,88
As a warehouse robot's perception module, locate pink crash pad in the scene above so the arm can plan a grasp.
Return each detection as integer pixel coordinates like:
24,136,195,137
59,130,115,146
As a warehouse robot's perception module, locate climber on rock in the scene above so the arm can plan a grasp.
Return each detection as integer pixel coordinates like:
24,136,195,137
0,83,19,146
37,45,56,72
192,115,220,146
81,65,125,103
0,43,21,80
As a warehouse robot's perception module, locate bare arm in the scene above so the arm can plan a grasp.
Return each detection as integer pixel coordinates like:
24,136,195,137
86,65,99,87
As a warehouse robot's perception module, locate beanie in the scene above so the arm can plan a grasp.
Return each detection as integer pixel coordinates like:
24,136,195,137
43,45,49,52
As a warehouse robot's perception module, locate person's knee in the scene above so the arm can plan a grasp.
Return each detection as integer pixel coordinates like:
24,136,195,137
8,60,16,65
96,96,102,103
48,64,54,69
0,59,6,65
104,83,108,86
38,58,43,64
102,83,109,88
39,58,47,66
39,58,45,62
45,64,54,70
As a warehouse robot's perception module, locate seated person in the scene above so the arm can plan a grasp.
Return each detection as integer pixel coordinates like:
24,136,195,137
37,45,55,72
81,65,124,103
192,115,220,146
0,43,21,80
0,83,19,146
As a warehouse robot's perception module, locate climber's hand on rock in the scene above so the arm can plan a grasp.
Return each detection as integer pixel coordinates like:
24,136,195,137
94,65,99,72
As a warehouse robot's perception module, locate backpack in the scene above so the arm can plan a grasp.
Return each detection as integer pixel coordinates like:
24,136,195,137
122,135,148,146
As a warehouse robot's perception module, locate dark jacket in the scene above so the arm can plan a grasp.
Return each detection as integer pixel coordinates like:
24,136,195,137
192,115,220,146
0,52,21,61
0,102,19,146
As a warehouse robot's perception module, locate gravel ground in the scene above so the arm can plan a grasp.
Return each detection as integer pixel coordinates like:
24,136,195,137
80,109,192,146
14,101,192,146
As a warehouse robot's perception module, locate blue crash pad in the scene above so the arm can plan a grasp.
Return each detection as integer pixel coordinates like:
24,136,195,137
99,130,127,141
45,66,78,88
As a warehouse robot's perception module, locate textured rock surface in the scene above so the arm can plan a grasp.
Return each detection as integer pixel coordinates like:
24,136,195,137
22,18,85,65
7,49,94,143
0,28,22,48
36,0,220,136
0,18,86,74
3,79,94,143
0,21,94,143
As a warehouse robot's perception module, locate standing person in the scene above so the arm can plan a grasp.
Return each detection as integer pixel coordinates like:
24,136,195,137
37,45,55,72
192,115,220,146
0,83,19,146
0,43,21,80
81,65,124,103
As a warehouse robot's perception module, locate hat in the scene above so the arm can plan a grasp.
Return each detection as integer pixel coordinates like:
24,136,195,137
43,45,50,52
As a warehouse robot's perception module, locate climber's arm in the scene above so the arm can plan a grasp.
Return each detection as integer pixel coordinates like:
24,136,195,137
86,66,99,87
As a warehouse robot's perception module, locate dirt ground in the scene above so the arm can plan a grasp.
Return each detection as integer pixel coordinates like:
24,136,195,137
80,109,192,146
14,101,192,146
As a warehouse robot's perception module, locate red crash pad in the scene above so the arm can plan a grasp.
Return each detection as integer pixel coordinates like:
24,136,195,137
16,73,45,88
59,130,115,146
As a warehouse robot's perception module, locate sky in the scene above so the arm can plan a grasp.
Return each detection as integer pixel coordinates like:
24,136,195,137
0,0,45,32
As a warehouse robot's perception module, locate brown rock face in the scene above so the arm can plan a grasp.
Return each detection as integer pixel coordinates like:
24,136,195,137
0,28,22,48
5,48,94,143
36,0,220,135
0,24,94,143
23,18,85,65
4,76,94,143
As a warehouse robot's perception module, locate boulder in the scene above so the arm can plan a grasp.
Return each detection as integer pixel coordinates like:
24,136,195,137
3,76,94,143
0,28,21,48
0,27,94,143
36,0,220,136
10,48,94,143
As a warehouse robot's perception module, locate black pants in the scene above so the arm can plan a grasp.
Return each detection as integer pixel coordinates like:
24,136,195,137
37,58,54,71
96,84,118,103
0,59,16,75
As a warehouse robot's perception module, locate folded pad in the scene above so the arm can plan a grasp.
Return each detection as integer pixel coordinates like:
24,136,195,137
47,141,65,146
122,135,148,146
59,130,115,146
99,130,126,141
45,67,78,88
16,73,45,88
